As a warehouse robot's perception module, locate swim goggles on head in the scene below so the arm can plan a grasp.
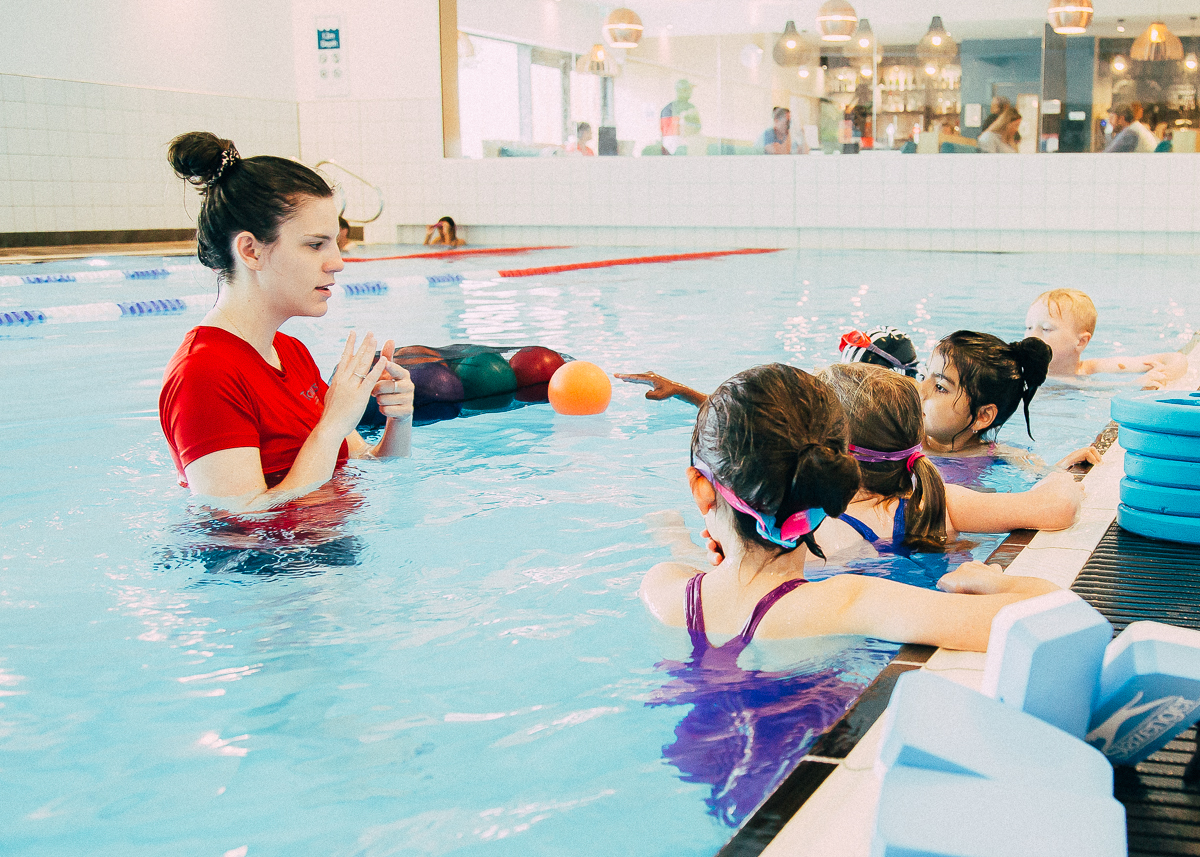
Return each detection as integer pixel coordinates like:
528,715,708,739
692,457,825,548
839,329,921,375
849,442,926,472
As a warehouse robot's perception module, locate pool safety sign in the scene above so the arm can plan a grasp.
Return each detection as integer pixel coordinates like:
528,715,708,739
315,16,348,97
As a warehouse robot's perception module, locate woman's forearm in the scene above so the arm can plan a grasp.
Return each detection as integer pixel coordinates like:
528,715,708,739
368,416,413,458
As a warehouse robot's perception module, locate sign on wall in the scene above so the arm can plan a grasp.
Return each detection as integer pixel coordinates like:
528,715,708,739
316,16,348,98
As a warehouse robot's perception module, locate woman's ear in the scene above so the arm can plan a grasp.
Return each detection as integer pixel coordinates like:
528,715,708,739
687,466,717,515
971,403,998,434
233,231,264,271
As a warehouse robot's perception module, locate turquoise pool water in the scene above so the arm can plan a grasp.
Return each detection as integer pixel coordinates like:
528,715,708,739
0,247,1195,856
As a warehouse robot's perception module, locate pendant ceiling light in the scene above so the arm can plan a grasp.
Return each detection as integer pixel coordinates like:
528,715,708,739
816,0,858,42
1111,55,1127,73
1186,53,1199,71
1047,0,1093,35
917,16,957,65
576,44,620,77
602,8,644,49
1130,22,1184,61
773,21,815,66
847,18,875,58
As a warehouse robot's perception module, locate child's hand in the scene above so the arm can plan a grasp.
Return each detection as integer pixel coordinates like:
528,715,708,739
615,371,686,401
1031,470,1085,529
701,527,725,566
1055,445,1102,470
1141,360,1168,390
937,561,1006,594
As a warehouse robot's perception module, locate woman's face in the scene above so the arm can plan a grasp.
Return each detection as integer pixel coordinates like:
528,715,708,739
919,349,976,448
257,196,345,320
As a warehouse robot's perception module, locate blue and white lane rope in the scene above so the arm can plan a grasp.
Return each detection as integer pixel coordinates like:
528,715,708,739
0,272,502,327
0,263,202,287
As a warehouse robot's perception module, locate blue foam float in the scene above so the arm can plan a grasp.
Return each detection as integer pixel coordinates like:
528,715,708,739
1120,477,1200,518
876,671,1114,796
1086,621,1200,766
1124,450,1200,488
980,590,1112,739
872,766,1127,857
1112,390,1200,437
1117,503,1200,544
1118,426,1200,462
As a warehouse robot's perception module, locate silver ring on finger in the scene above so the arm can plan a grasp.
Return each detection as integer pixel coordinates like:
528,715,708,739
353,372,367,380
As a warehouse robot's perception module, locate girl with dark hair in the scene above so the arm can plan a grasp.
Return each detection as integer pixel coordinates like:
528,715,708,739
640,363,1060,652
159,132,415,511
921,330,1051,455
816,364,1082,559
423,216,465,247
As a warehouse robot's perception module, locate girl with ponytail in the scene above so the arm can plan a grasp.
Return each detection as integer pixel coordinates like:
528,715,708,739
640,364,1061,652
159,132,415,511
818,364,1083,559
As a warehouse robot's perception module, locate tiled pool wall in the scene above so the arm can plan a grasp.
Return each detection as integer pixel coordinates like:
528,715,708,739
4,59,1200,254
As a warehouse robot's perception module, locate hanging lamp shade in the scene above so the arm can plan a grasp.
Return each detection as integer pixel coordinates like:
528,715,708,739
1047,0,1093,35
917,16,957,65
1130,22,1184,61
816,0,857,42
774,21,815,66
847,17,875,58
457,31,475,59
602,8,643,49
576,44,620,76
1111,55,1127,73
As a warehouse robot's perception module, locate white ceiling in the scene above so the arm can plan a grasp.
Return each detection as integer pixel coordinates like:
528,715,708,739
577,1,1200,43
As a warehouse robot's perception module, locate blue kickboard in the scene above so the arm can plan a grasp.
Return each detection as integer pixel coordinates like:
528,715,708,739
1124,451,1200,489
981,590,1113,739
1086,621,1200,766
1112,390,1200,437
877,671,1113,796
1121,477,1200,518
1117,504,1200,545
1118,426,1200,462
872,766,1127,857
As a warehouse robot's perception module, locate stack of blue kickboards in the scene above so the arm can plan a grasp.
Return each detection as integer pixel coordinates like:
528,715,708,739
1113,390,1200,544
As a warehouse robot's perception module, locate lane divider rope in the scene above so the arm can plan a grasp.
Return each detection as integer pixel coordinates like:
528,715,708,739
494,247,781,278
0,263,200,287
342,245,566,263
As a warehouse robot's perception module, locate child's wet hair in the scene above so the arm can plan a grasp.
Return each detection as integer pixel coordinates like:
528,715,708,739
691,364,860,557
935,331,1052,442
1037,288,1097,335
820,364,947,551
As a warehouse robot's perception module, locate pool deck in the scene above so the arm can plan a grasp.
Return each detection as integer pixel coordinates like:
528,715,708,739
759,348,1200,857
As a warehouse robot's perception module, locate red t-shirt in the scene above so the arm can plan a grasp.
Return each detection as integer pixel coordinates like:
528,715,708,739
159,326,349,487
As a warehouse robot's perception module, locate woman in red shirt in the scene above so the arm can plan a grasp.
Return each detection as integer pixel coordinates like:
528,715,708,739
159,131,414,510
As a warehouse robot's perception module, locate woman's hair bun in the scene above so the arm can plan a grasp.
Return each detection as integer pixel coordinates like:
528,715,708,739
783,441,860,523
168,131,235,188
1010,336,1052,390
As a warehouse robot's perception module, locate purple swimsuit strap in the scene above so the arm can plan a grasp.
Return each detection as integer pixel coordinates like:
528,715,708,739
684,573,807,646
739,578,807,644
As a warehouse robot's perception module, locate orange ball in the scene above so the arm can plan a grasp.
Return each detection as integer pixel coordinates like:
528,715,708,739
548,361,612,415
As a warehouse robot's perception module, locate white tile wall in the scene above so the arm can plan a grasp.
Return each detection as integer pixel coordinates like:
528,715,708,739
0,72,298,235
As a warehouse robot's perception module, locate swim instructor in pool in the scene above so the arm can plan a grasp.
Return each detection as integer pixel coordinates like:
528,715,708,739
159,132,414,511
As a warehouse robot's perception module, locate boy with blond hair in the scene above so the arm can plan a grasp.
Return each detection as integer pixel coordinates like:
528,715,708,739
1025,288,1188,388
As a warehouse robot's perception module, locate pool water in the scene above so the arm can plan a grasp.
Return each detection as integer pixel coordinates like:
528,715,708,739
1,247,1196,856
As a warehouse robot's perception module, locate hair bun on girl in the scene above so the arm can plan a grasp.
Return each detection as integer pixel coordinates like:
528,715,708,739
784,441,861,523
1010,336,1052,391
168,131,237,189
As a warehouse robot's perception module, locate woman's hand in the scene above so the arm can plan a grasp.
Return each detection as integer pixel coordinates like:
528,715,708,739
937,561,1006,594
372,341,415,420
322,332,389,440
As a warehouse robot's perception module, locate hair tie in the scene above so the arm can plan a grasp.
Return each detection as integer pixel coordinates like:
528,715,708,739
906,450,926,472
849,442,923,464
205,144,240,187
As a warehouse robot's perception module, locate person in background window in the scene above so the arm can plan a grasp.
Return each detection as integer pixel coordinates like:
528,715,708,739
660,79,702,154
759,107,809,154
979,96,1010,139
1104,105,1158,152
424,216,465,247
566,122,595,156
977,107,1021,153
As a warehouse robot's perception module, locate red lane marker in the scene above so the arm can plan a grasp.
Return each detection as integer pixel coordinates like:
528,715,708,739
496,247,780,278
343,245,567,263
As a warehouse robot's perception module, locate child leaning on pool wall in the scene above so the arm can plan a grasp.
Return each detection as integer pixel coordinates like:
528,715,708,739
1025,288,1188,388
638,363,1060,652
